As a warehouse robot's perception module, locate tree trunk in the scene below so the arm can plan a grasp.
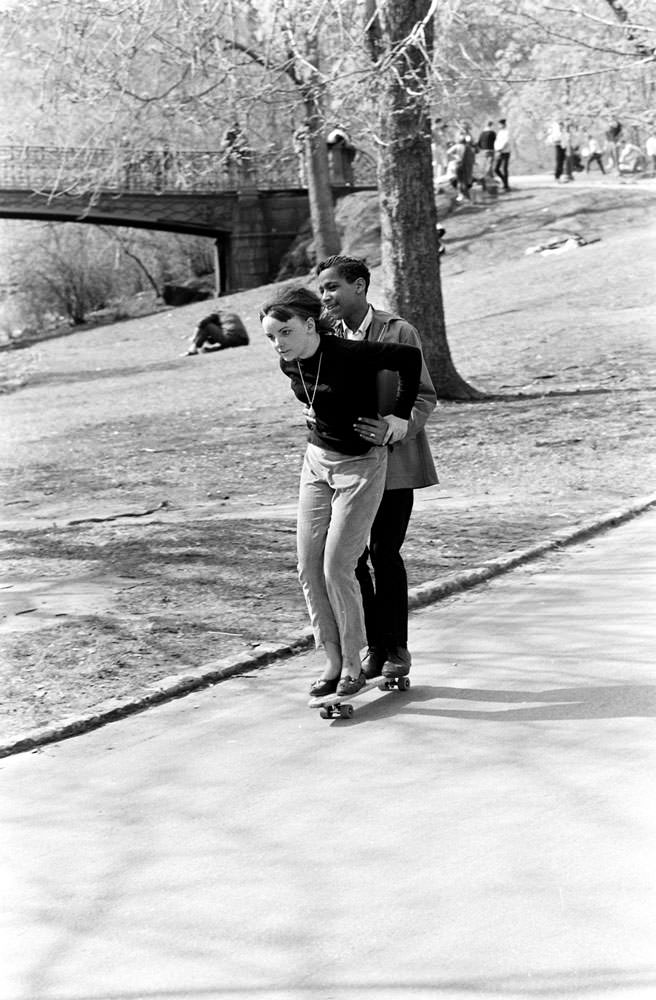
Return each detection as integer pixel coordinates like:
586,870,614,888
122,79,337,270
302,92,341,262
365,0,480,399
226,29,341,264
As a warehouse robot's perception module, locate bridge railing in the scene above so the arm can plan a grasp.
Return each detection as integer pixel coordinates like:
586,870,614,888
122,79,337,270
0,145,377,195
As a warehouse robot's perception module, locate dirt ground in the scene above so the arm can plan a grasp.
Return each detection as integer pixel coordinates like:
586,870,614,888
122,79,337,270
1,178,655,739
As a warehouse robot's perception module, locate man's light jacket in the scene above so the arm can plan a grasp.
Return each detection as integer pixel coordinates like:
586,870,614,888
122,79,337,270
367,308,438,491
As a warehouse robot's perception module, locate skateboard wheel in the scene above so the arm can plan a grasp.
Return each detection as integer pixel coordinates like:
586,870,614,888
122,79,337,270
398,676,410,691
319,707,332,719
339,704,354,719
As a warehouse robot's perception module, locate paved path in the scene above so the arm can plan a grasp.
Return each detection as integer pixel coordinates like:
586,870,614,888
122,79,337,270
510,172,656,192
2,512,655,1000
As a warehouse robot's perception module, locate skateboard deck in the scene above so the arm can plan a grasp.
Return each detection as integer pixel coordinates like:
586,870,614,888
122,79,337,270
308,674,410,719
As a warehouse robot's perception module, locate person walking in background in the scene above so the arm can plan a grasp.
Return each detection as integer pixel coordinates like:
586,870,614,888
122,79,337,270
326,124,356,185
315,255,438,683
494,118,511,192
605,117,623,171
461,132,477,198
547,120,570,182
220,122,255,185
583,134,606,173
646,131,656,177
259,286,421,698
446,131,475,202
567,122,584,173
562,122,577,182
476,119,496,179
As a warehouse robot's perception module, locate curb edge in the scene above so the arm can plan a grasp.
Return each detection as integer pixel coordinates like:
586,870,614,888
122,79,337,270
2,493,654,759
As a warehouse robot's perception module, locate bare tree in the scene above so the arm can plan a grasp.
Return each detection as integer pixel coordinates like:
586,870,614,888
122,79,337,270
229,2,341,259
1,0,343,260
364,0,480,398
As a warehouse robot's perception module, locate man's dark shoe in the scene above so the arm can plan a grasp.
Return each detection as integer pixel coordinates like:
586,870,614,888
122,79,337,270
361,647,386,680
382,646,412,678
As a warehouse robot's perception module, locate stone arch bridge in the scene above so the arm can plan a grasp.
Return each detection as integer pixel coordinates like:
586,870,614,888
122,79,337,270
0,146,376,294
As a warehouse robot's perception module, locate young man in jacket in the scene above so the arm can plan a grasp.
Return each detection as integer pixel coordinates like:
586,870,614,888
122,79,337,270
494,118,511,192
316,255,438,679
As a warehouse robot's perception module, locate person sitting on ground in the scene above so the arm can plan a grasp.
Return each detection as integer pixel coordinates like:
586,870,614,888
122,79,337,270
184,312,249,356
618,140,645,174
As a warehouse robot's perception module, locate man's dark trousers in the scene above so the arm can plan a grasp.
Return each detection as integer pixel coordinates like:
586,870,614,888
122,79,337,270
355,488,414,651
494,151,510,190
554,144,573,180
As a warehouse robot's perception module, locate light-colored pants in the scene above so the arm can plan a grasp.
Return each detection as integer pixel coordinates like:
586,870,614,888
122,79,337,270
297,443,388,666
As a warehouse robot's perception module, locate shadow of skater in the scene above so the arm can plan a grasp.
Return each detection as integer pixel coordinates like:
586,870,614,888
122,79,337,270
403,683,656,722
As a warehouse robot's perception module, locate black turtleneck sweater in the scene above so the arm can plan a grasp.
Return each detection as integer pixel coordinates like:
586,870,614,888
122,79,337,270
280,334,421,455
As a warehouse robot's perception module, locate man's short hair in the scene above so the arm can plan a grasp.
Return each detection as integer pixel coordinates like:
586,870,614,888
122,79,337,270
316,255,370,293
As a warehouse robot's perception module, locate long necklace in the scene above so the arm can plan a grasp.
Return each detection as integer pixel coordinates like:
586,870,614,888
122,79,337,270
296,351,323,420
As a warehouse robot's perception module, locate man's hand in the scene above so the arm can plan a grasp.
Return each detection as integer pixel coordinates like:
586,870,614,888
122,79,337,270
382,415,408,444
354,414,408,446
353,415,388,446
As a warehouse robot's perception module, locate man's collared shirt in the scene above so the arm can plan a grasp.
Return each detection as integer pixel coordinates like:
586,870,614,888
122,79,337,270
494,128,509,153
339,305,374,341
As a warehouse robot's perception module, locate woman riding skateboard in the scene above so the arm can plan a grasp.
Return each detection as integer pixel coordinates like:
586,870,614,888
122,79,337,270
259,286,421,698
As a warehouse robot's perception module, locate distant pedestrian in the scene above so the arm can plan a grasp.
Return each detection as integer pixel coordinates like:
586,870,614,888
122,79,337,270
326,125,356,186
605,117,623,171
150,141,173,193
476,119,496,178
220,122,255,185
646,133,656,176
547,121,570,181
494,118,510,191
447,132,476,202
583,134,606,173
564,122,581,180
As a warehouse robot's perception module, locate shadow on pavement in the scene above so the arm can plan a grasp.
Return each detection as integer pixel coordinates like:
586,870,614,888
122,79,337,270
17,965,656,998
338,683,656,724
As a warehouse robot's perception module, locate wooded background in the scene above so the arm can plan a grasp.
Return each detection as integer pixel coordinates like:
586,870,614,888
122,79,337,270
1,0,654,395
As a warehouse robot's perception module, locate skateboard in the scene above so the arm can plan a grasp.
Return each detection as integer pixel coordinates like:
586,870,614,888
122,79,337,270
308,674,410,720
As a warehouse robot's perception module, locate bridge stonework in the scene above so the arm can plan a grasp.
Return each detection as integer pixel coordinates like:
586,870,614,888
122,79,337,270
0,186,315,292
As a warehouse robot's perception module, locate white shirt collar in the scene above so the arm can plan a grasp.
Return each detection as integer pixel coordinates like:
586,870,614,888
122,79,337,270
341,304,373,341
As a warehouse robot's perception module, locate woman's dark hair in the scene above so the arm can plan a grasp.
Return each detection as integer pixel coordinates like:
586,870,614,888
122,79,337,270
259,285,334,334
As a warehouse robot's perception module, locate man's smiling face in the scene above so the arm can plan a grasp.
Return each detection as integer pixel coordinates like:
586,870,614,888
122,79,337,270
317,266,366,325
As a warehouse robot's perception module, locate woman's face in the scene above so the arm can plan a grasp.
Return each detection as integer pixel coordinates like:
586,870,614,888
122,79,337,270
261,311,315,361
